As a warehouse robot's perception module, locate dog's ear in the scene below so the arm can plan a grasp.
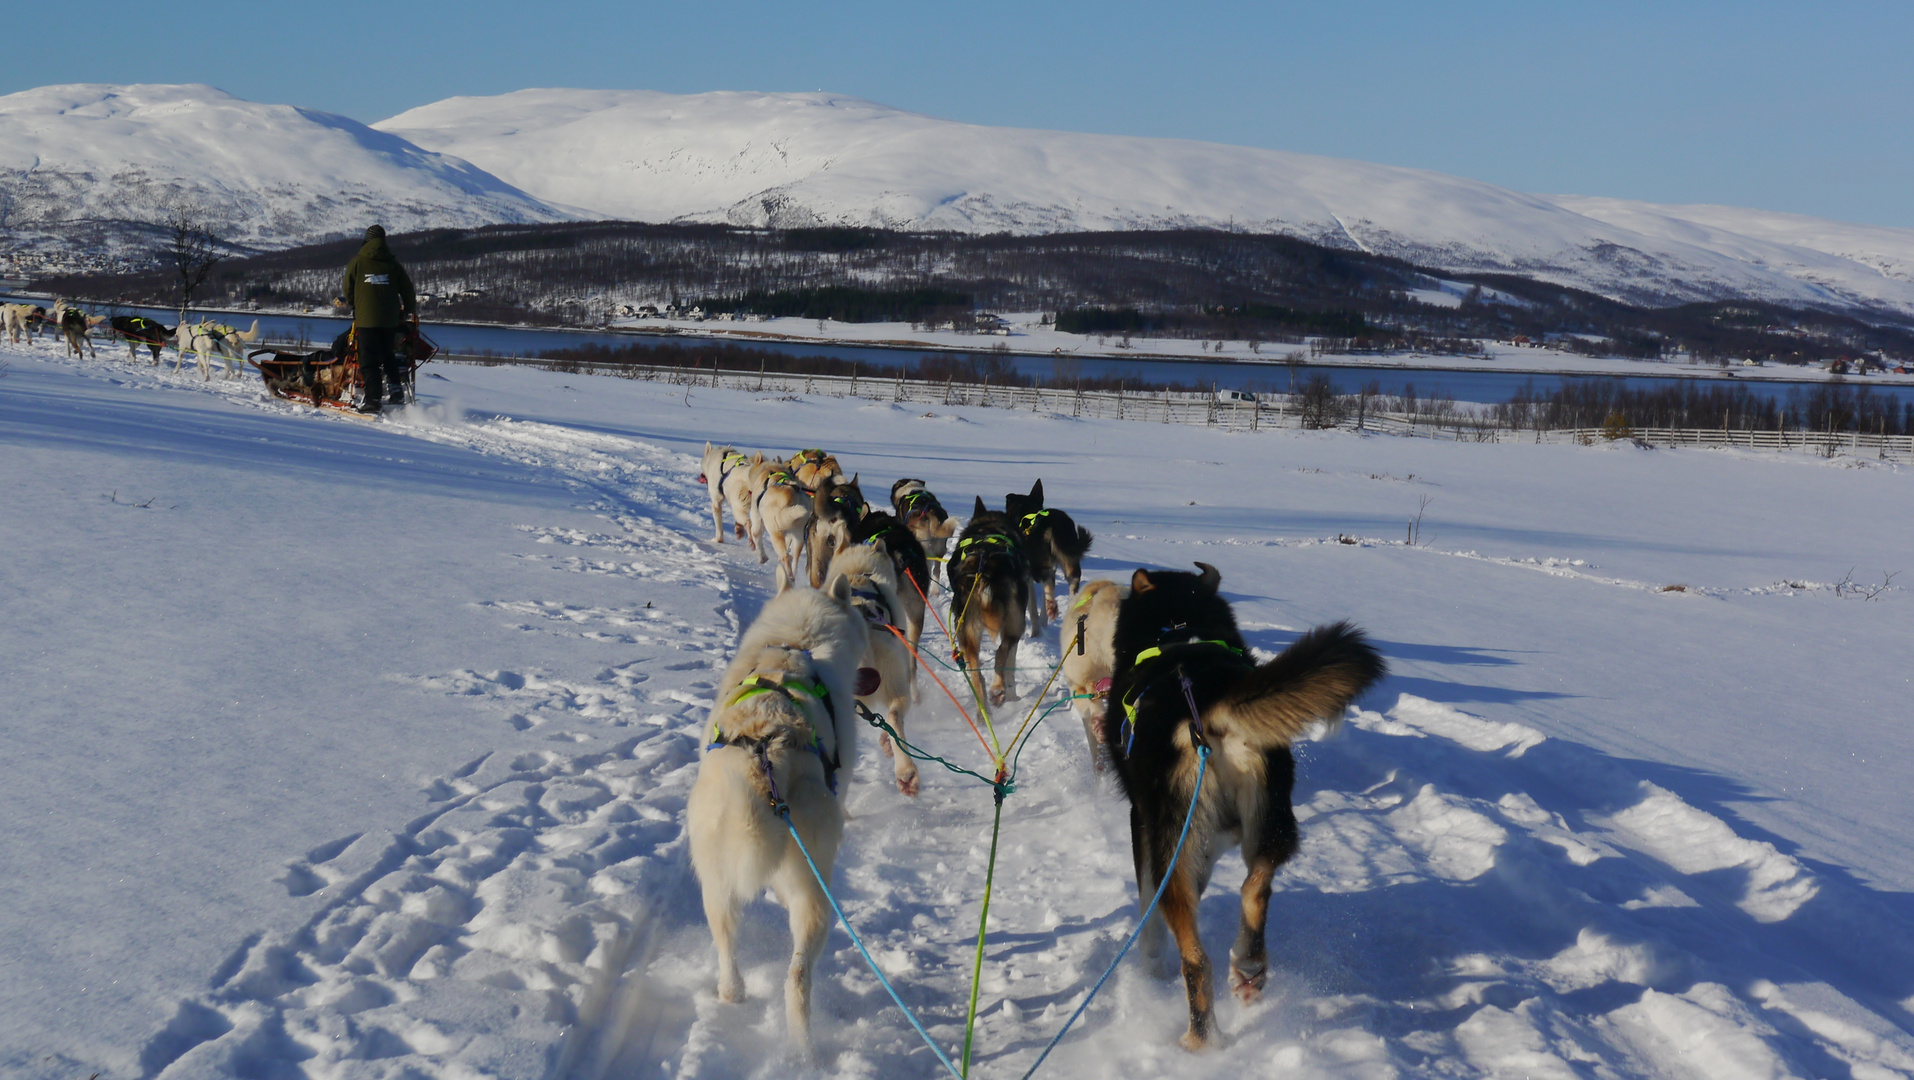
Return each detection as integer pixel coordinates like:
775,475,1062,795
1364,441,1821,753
868,537,889,560
826,571,853,603
973,496,988,517
704,440,713,454
1195,561,1221,593
751,451,764,465
1132,568,1156,593
1030,478,1044,505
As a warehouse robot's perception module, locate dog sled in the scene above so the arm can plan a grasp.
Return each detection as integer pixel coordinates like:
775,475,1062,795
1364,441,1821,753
248,324,437,410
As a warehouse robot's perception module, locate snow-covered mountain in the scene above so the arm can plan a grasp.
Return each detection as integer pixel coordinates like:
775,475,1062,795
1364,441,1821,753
0,84,572,261
377,88,1914,319
10,83,1914,322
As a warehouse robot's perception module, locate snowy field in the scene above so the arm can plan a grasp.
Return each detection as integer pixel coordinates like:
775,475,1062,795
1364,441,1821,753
4,335,1913,1080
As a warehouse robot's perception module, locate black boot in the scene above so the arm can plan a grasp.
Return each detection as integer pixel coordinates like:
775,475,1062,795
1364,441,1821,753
354,399,382,415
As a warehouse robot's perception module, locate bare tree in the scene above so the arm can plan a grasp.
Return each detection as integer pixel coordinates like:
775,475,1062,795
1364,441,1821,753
161,201,224,316
0,179,18,236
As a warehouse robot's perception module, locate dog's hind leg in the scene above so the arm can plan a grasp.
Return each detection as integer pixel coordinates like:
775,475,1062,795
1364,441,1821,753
1230,754,1300,1005
774,818,838,1062
1130,807,1174,975
955,610,988,706
990,598,1026,705
702,884,746,1004
1157,859,1217,1051
881,685,919,797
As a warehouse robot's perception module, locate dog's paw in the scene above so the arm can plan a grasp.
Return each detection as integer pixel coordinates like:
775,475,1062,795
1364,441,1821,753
734,523,746,538
896,766,920,798
1229,958,1267,1004
1179,1029,1213,1053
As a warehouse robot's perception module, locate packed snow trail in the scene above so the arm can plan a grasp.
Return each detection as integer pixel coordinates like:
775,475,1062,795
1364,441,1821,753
6,340,1914,1079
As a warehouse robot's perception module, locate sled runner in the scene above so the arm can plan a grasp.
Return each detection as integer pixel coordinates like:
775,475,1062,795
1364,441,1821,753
249,325,437,410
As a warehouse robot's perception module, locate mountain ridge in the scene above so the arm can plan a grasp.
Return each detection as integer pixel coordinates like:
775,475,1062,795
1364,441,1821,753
0,83,573,270
377,88,1914,320
6,82,1912,324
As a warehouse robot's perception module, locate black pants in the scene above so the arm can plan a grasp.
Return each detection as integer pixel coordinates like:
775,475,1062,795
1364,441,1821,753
357,327,405,403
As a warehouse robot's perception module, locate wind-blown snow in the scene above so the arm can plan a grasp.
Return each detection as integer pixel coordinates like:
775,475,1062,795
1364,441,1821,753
378,88,1914,318
0,84,573,251
6,336,1914,1079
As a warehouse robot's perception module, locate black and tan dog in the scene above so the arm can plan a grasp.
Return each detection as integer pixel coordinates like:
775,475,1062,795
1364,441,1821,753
109,315,174,363
1101,562,1383,1050
947,498,1031,706
807,474,868,588
850,508,931,647
1004,479,1093,627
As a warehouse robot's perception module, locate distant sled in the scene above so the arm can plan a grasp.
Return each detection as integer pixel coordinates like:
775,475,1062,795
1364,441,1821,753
250,325,437,410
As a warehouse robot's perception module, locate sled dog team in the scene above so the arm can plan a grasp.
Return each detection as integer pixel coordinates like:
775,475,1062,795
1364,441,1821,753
2,300,262,380
689,441,1386,1060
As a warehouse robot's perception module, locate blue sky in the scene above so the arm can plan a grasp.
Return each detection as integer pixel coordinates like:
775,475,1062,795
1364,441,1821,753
12,0,1911,226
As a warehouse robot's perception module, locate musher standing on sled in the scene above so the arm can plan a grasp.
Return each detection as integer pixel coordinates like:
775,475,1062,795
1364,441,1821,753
340,224,417,414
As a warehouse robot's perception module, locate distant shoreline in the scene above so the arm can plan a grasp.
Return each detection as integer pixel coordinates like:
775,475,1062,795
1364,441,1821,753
8,290,1900,388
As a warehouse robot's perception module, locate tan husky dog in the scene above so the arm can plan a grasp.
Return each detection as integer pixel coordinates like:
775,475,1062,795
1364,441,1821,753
749,458,815,592
1060,578,1123,770
788,448,844,489
699,442,760,548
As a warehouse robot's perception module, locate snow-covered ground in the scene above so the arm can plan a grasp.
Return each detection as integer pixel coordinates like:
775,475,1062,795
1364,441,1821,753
5,333,1913,1080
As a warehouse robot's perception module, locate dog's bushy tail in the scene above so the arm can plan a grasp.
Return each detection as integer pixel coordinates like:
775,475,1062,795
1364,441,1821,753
1211,621,1385,749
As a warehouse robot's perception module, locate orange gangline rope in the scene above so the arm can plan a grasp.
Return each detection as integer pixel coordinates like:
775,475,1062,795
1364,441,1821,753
882,623,997,762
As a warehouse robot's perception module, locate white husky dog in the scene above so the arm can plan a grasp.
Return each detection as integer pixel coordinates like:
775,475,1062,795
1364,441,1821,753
176,318,262,380
688,577,868,1060
747,456,815,593
699,442,760,548
1060,578,1123,769
828,541,920,796
1,303,45,344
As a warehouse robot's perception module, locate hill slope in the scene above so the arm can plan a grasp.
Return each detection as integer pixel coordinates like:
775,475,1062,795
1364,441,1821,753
0,83,573,265
377,89,1914,319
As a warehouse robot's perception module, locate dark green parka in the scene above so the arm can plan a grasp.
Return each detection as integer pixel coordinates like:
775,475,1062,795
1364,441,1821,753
340,236,417,329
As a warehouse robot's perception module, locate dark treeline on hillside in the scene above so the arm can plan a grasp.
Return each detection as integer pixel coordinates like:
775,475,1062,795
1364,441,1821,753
39,220,1914,364
1491,377,1914,434
533,340,1214,394
696,285,972,324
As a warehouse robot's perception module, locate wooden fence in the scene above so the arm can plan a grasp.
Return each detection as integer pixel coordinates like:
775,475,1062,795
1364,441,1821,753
436,354,1914,459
